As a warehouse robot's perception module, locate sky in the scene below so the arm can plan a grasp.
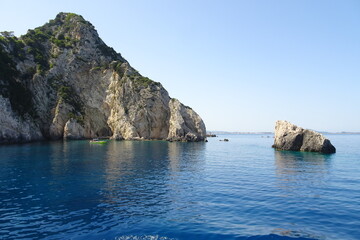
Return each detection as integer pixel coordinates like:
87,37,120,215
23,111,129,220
1,0,359,132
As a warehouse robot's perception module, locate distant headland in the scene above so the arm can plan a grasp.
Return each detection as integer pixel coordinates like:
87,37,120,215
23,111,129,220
0,12,206,144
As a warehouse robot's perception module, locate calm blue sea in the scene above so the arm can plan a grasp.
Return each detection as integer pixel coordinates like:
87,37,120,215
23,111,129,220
0,134,359,240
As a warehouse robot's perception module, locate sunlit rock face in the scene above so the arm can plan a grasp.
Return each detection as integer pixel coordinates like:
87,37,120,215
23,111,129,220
272,120,336,154
0,12,206,143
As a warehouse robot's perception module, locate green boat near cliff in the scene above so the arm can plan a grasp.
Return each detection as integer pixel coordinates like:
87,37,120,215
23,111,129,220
89,139,108,144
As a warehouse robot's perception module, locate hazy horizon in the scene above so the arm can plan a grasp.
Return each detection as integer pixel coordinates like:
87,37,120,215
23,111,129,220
1,0,359,132
207,129,360,133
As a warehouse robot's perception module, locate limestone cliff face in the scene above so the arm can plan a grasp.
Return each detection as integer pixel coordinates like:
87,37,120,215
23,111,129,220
272,120,336,154
168,98,206,141
0,12,206,143
0,96,43,143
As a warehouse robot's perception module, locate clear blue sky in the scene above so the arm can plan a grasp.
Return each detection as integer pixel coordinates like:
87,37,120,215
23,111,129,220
1,0,359,132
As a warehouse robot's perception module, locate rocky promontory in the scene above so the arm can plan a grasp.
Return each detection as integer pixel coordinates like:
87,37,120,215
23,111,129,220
272,120,336,154
0,13,206,143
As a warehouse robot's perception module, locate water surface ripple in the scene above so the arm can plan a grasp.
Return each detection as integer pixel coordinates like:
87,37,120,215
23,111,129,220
0,135,359,239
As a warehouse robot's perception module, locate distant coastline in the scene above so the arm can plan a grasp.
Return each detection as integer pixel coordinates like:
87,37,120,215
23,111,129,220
207,131,273,135
207,131,360,135
323,132,360,134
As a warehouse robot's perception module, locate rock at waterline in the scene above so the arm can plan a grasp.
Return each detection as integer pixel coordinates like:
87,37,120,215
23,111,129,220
272,120,336,154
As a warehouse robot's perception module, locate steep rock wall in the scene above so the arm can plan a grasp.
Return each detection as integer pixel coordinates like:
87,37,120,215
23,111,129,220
0,12,206,143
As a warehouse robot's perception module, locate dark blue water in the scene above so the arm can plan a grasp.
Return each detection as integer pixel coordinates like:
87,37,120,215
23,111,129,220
0,135,359,240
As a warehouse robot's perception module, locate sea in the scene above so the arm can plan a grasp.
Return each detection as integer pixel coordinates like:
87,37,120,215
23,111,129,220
0,134,359,240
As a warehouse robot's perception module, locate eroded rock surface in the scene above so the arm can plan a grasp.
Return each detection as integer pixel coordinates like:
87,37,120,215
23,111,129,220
0,12,206,143
272,120,336,154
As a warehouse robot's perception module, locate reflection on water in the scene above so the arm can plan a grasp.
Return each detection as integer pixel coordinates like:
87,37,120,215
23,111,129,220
0,140,208,239
167,142,207,172
1,136,360,240
102,141,172,221
99,141,207,226
274,150,333,196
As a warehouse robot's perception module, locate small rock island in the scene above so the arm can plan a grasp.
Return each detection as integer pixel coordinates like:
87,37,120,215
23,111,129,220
272,120,336,154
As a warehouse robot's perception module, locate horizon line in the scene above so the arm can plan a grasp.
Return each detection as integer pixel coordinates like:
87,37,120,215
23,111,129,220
207,131,360,134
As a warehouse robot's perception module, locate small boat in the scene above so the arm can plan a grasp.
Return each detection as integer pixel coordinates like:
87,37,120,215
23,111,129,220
89,138,108,144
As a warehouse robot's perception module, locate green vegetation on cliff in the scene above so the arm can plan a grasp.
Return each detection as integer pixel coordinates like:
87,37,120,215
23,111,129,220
58,85,85,125
0,12,206,143
135,76,155,87
0,42,35,117
50,34,78,48
18,13,88,74
96,39,118,59
0,34,26,61
21,28,50,73
132,75,160,88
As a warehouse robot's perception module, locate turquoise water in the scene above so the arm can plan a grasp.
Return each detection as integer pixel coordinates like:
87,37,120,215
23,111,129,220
0,134,359,240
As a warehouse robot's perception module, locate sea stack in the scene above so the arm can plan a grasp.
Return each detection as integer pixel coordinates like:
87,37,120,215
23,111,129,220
0,12,206,143
272,120,336,154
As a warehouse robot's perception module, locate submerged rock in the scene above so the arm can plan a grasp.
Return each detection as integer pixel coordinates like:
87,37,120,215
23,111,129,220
272,120,336,154
0,12,206,143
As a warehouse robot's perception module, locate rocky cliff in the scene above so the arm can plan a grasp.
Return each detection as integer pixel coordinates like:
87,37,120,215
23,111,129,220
0,13,206,143
272,120,336,154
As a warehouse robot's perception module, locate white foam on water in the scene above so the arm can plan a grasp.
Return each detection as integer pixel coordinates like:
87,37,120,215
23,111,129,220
115,235,177,240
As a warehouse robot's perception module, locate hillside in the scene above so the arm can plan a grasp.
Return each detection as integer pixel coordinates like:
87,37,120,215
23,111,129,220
0,13,206,143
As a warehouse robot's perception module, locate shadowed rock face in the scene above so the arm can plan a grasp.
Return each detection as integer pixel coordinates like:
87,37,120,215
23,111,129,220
0,12,206,143
272,121,336,154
